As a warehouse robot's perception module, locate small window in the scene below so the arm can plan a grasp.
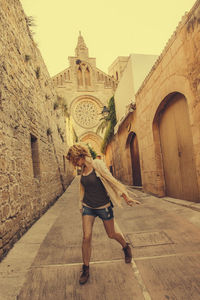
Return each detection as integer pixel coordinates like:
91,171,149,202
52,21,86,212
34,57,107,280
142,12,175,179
77,66,83,86
109,166,113,175
85,67,91,86
30,134,40,179
116,71,118,80
63,155,66,172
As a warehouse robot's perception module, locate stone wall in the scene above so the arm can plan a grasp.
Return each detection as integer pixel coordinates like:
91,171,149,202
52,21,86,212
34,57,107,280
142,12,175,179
108,56,129,81
0,0,74,260
107,112,135,185
106,0,200,199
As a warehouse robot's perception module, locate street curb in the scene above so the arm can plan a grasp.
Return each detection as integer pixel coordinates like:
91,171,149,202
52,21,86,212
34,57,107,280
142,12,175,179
162,197,200,213
126,186,200,213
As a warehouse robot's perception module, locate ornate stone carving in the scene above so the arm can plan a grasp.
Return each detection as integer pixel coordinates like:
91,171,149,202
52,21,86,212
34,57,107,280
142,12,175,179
73,99,99,128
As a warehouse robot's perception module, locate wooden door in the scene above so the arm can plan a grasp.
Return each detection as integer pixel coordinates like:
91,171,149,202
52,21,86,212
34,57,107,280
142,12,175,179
159,94,199,202
130,134,142,186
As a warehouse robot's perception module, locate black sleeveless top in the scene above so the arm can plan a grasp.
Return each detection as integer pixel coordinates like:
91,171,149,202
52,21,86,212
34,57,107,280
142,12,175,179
81,169,110,208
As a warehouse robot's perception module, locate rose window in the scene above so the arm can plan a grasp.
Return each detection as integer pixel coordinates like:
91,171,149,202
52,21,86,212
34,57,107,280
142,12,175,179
73,100,99,128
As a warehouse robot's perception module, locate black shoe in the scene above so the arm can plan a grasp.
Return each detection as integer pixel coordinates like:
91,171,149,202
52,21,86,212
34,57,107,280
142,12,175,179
79,264,89,285
122,243,132,263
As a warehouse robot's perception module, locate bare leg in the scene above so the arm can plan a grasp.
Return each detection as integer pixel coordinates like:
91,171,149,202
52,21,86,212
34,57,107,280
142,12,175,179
103,218,127,248
82,215,95,266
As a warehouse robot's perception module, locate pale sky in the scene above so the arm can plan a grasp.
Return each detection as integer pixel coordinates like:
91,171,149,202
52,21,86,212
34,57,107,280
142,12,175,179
20,0,196,77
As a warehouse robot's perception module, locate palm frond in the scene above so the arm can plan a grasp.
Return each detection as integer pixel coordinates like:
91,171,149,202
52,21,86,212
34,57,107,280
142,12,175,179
96,120,109,134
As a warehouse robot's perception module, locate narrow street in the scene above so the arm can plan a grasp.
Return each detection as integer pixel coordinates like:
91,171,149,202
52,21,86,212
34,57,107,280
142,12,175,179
1,177,200,300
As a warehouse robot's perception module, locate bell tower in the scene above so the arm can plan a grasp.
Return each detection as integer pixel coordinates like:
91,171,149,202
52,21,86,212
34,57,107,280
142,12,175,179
75,31,89,60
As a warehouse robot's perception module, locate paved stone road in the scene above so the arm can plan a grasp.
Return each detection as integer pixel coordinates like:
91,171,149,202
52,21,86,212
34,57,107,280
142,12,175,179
1,177,200,300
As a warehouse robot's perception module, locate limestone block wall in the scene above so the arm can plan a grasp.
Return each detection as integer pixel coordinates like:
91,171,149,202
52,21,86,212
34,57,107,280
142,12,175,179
135,0,200,196
106,0,200,198
0,0,74,260
107,113,136,186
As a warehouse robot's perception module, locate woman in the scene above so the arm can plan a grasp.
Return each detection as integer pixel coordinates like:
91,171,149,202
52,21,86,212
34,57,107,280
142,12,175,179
66,143,141,285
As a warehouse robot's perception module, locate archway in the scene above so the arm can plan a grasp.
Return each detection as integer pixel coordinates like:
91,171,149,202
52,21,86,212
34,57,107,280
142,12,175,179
154,92,199,202
126,132,142,186
79,132,103,155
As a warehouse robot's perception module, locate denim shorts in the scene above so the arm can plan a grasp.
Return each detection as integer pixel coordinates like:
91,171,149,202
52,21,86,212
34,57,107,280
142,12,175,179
82,205,114,220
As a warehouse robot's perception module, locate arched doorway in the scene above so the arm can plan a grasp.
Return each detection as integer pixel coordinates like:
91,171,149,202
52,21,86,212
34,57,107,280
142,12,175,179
79,132,103,155
158,93,199,201
126,132,142,186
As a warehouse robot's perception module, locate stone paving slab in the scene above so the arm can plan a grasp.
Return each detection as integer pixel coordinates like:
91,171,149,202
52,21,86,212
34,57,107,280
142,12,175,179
135,254,200,300
1,177,200,300
32,210,125,266
17,261,145,300
0,179,79,300
163,196,200,212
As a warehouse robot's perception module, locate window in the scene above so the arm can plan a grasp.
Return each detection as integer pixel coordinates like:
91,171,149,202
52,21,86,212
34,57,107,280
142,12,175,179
85,67,91,86
63,155,66,172
30,134,40,179
77,67,83,86
116,71,118,80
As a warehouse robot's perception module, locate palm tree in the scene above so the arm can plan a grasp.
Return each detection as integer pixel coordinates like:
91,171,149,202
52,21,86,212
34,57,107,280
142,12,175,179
96,115,110,134
96,106,111,134
87,144,97,159
98,97,117,153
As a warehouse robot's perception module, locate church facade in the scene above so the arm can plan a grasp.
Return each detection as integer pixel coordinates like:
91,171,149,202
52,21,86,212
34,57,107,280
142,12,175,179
52,33,117,154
